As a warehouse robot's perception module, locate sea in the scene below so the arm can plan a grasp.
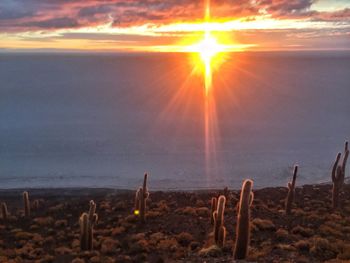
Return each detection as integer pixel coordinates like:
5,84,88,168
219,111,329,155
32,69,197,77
0,51,349,189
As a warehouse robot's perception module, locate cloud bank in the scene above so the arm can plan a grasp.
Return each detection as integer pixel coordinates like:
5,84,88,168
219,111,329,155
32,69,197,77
0,0,349,51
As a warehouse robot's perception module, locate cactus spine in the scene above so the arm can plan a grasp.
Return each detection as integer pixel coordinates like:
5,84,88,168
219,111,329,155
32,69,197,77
23,191,30,217
234,179,254,260
79,200,98,251
332,141,349,209
1,202,8,220
213,195,226,246
285,165,298,215
135,173,149,222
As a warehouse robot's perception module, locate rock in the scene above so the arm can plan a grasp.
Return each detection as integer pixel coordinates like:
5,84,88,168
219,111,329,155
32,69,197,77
101,238,121,254
111,226,126,236
54,246,72,255
198,245,222,257
196,207,209,217
176,232,194,247
54,219,68,227
252,218,276,231
15,231,33,240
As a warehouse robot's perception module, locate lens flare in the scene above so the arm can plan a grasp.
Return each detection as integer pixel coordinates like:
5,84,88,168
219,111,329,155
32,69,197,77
189,31,226,95
189,0,225,184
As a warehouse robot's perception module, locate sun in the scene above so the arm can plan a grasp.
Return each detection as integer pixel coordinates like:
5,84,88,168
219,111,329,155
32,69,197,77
186,30,227,96
191,31,225,65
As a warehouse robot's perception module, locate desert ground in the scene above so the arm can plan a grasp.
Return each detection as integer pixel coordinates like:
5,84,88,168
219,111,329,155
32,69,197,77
0,182,350,263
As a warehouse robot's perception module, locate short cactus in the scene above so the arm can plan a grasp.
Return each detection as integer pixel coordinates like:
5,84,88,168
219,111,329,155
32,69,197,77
332,141,349,209
213,195,226,247
234,179,254,260
1,202,8,220
285,165,298,215
32,199,41,211
23,191,30,218
79,200,98,251
218,225,226,247
210,197,217,225
134,173,149,222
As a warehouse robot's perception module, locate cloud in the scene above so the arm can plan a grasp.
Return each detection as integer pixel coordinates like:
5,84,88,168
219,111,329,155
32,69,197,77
0,0,348,32
23,17,79,29
0,0,349,51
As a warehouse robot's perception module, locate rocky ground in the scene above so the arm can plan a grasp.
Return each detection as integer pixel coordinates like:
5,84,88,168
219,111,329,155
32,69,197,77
0,184,350,263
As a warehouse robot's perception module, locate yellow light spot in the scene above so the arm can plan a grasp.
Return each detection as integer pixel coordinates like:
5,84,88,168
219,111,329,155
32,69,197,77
193,31,224,65
186,30,227,96
134,210,140,215
183,1,229,96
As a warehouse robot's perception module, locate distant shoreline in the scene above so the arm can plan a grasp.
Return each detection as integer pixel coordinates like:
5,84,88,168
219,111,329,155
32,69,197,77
0,182,336,195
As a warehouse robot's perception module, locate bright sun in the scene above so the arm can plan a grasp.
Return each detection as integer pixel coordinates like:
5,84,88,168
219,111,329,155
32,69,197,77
187,31,225,65
183,1,229,96
187,30,226,95
192,32,224,64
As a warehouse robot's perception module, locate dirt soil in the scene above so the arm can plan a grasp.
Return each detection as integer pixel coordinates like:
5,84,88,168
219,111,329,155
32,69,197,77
0,184,350,263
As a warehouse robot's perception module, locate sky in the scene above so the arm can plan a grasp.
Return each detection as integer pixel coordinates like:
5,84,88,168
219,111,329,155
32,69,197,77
0,0,349,52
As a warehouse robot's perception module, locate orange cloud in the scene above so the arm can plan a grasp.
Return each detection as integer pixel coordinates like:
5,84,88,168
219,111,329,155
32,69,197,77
0,0,349,51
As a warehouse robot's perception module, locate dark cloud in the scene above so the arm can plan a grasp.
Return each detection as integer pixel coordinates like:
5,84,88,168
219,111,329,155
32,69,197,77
78,5,112,17
259,0,315,16
24,17,79,29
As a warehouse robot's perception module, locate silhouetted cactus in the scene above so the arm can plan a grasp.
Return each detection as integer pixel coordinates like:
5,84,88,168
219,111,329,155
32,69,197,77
332,141,349,209
234,179,254,260
134,173,149,222
79,200,98,251
1,202,8,220
32,199,41,211
210,197,217,225
213,195,226,247
218,225,226,247
23,191,30,217
285,165,298,215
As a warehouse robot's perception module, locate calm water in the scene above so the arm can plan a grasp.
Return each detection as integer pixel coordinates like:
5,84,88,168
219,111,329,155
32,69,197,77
0,51,349,189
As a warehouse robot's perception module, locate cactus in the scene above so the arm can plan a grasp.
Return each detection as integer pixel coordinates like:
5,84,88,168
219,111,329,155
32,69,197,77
134,173,149,222
210,197,217,225
23,191,30,218
79,200,98,251
234,179,254,260
285,165,298,215
32,199,41,211
213,195,226,246
218,225,226,247
1,202,8,220
332,142,349,209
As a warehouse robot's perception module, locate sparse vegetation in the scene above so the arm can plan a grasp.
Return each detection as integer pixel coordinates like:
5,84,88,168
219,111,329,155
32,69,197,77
134,173,150,223
234,179,254,260
285,165,298,215
212,195,226,247
0,184,348,261
332,141,349,210
23,191,30,218
79,200,98,251
0,141,350,262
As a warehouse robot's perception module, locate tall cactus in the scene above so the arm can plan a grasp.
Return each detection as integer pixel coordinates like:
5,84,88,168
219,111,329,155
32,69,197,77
285,165,298,215
210,197,217,225
134,173,149,223
332,141,349,209
234,179,254,260
1,202,8,220
23,191,30,218
213,195,226,246
79,200,98,251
